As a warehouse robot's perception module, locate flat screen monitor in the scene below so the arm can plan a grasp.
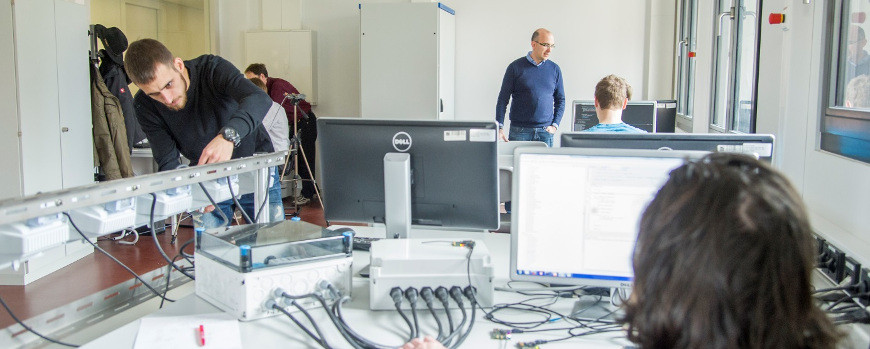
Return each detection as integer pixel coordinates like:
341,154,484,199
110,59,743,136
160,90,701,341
317,118,500,235
559,132,776,163
572,100,658,132
509,148,704,289
655,100,677,133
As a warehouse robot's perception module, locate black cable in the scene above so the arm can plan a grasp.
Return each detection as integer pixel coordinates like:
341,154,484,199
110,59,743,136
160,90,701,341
449,287,479,349
226,176,254,224
63,212,175,303
391,287,415,340
0,294,79,347
197,182,229,227
435,287,455,336
253,170,275,222
291,300,330,348
276,289,371,349
147,194,195,280
159,254,182,309
405,288,421,340
269,301,326,348
159,238,195,309
420,287,445,342
331,296,386,349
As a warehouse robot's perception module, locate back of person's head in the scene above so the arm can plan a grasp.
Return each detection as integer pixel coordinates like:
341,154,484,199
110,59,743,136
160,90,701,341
623,153,839,349
245,63,269,77
846,75,870,108
249,77,267,92
124,38,174,85
595,75,632,110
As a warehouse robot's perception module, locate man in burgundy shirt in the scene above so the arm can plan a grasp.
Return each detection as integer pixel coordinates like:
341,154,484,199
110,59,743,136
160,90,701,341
245,63,317,205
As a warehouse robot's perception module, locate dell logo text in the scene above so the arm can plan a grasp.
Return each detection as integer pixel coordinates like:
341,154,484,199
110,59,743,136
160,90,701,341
392,132,412,152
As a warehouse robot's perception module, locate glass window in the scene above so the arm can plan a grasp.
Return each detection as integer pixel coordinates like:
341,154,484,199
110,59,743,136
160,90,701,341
711,0,760,133
823,0,870,163
676,0,698,119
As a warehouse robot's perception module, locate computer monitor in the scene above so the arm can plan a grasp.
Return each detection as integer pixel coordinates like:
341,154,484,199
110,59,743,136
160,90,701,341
509,148,704,290
317,118,500,238
572,100,659,132
559,132,776,163
655,100,677,133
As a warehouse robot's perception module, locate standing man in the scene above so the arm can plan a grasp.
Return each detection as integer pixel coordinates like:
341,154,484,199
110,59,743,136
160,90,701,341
583,75,647,133
125,39,284,227
244,64,317,206
496,28,565,147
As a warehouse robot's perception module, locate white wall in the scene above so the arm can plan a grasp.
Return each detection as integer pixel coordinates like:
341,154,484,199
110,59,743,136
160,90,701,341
215,0,675,124
756,0,870,264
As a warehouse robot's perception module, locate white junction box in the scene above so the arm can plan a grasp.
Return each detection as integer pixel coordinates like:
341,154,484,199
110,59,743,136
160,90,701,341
369,238,494,310
195,220,354,321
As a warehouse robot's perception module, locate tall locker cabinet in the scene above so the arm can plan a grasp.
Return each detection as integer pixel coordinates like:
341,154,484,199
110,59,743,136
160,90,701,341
360,3,455,120
0,0,94,200
0,0,95,285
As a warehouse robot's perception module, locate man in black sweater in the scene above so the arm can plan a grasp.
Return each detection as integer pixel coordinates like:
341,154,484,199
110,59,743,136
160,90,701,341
125,38,284,227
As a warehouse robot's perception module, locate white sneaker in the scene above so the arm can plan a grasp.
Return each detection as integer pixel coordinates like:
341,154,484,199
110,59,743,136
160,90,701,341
294,196,310,205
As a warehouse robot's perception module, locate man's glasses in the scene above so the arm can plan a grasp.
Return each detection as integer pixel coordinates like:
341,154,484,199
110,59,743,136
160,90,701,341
535,41,556,49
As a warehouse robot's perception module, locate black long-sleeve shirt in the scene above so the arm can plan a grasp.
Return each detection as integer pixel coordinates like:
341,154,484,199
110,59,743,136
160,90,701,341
135,55,274,171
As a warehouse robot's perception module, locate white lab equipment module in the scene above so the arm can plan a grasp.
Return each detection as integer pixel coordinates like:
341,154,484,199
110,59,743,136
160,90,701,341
368,238,494,310
360,2,455,120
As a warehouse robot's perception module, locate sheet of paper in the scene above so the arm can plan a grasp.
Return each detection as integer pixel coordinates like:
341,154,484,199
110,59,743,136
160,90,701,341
133,313,242,349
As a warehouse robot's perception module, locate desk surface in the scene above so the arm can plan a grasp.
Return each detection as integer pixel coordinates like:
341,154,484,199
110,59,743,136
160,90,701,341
81,227,628,349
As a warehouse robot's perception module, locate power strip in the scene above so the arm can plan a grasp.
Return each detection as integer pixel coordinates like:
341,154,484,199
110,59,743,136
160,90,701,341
368,238,494,310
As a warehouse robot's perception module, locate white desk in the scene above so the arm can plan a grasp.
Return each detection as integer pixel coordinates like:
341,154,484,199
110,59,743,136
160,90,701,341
81,227,627,348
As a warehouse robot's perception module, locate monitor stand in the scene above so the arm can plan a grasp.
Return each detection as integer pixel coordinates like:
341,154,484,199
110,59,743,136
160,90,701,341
383,153,412,239
569,293,625,323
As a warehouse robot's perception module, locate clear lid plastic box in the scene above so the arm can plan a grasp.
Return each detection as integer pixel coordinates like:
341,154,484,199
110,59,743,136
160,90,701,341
197,220,353,272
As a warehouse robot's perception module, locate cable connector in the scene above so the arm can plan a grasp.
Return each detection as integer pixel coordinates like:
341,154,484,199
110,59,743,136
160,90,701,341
451,240,475,249
463,285,478,304
515,340,545,348
420,286,435,306
390,287,404,306
404,287,419,306
490,329,512,340
435,286,451,308
449,286,465,308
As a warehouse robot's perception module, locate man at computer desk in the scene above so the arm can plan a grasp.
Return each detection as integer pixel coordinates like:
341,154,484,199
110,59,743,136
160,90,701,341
583,74,647,134
402,153,840,349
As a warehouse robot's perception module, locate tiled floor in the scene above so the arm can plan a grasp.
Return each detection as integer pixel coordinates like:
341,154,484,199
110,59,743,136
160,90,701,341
0,196,328,330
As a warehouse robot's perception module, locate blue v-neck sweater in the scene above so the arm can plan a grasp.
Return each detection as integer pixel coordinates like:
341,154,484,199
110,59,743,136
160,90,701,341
496,57,565,128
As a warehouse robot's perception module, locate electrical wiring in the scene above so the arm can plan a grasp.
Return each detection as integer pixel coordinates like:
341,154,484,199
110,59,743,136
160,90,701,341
420,287,445,342
291,300,330,348
196,182,230,227
63,212,175,303
159,238,195,309
0,294,79,347
147,194,195,280
226,176,254,224
269,301,327,348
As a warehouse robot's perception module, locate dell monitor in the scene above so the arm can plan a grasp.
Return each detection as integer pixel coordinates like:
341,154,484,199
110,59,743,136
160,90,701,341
559,132,775,163
317,118,499,238
572,100,659,132
509,147,704,320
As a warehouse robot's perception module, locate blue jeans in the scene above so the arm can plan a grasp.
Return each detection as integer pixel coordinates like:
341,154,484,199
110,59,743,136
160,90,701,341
199,168,284,228
508,125,554,147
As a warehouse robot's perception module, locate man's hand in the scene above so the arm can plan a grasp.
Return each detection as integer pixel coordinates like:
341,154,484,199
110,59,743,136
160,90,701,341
546,125,557,134
201,205,216,213
498,128,509,142
198,135,234,165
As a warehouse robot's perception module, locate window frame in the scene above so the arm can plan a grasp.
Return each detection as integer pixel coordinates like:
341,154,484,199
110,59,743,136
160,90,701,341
822,0,870,163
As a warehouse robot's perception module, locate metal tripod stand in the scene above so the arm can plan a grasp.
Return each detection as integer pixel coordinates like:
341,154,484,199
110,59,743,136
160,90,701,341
280,95,324,216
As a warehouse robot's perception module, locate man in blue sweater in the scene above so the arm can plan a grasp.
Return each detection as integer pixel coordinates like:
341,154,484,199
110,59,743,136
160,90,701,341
583,75,647,133
496,28,565,147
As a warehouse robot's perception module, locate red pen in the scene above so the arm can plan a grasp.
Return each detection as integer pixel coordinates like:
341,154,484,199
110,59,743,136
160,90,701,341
198,324,205,346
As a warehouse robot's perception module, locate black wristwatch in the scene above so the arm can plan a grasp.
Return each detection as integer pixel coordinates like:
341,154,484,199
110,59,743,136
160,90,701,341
219,127,241,147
